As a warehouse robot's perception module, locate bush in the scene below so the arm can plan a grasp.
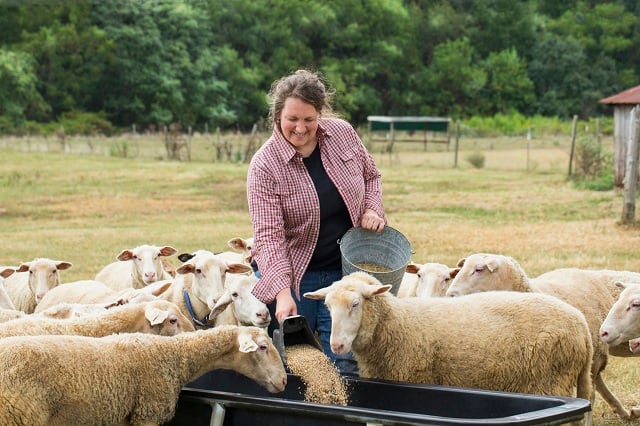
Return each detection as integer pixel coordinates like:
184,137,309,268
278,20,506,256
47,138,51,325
572,136,614,191
466,151,486,168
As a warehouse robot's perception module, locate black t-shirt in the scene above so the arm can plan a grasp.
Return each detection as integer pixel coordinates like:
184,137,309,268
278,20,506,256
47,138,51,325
303,144,352,271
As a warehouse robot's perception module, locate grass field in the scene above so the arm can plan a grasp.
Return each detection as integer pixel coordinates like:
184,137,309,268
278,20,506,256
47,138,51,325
1,134,640,424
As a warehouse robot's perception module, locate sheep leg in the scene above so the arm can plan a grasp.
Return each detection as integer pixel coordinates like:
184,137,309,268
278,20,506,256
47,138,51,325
594,373,632,420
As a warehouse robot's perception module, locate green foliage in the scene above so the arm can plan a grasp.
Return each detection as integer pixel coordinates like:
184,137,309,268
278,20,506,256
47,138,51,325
54,111,115,136
0,48,49,127
464,113,572,137
465,151,486,169
109,140,129,158
572,135,614,191
0,0,639,131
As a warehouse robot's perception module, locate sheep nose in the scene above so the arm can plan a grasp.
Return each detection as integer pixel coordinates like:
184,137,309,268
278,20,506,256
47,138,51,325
257,310,269,320
145,272,156,280
331,343,343,353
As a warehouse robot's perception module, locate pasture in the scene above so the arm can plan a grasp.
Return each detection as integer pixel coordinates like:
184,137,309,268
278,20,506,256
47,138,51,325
1,134,640,424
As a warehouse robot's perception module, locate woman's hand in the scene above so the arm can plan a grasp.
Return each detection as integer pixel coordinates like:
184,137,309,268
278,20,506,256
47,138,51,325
360,208,385,232
275,288,297,324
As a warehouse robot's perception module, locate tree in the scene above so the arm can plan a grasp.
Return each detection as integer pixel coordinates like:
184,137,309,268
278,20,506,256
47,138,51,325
422,37,487,117
0,49,49,129
480,48,535,115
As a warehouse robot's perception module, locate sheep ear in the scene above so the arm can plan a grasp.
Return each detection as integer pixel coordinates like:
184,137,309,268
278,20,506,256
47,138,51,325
484,260,497,273
456,258,466,268
226,263,252,275
0,267,15,279
449,267,460,279
17,263,30,273
363,284,392,297
227,238,247,251
159,246,177,257
55,261,73,271
176,263,195,275
614,280,627,289
117,250,134,261
304,286,331,300
208,293,233,320
405,263,419,274
238,332,258,353
145,306,169,326
177,253,195,263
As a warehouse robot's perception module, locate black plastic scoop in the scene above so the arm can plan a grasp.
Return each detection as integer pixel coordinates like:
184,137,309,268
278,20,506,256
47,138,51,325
272,315,323,364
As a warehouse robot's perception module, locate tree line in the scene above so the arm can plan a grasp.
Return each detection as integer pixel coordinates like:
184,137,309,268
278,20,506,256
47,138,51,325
0,0,638,134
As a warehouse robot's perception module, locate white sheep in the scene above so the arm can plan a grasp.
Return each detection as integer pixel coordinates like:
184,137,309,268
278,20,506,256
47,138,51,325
0,325,287,425
445,253,633,421
226,236,254,264
600,281,640,348
0,309,25,322
208,274,270,328
304,272,593,405
0,266,17,310
398,262,457,298
34,279,172,313
95,244,177,290
3,257,73,313
166,249,253,328
0,299,195,337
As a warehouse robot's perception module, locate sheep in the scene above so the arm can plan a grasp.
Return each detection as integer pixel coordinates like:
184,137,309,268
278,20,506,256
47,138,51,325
398,262,457,298
207,274,270,328
0,266,17,310
0,309,25,322
36,302,114,319
535,267,640,359
164,249,253,328
0,325,287,425
226,236,254,264
3,257,73,313
95,244,177,291
304,272,593,415
444,253,633,421
34,279,172,313
0,299,195,337
600,281,640,348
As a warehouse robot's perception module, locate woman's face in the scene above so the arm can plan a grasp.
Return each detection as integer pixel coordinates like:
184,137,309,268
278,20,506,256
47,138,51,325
279,97,319,154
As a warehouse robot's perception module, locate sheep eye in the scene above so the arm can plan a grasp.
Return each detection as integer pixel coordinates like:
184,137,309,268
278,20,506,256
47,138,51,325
231,292,239,298
631,300,640,309
195,268,202,274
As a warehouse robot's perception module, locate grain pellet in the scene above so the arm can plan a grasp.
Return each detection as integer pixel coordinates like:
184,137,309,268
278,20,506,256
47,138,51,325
285,344,350,406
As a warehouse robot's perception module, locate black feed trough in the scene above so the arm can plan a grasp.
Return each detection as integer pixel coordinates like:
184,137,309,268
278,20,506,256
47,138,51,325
164,369,590,426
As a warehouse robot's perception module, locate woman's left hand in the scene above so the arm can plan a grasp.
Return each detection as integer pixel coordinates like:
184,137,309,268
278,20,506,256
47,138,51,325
360,208,385,232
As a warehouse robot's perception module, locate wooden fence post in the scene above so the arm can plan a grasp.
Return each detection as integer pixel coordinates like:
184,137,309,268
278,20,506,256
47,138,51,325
567,115,578,179
621,105,640,224
453,119,460,168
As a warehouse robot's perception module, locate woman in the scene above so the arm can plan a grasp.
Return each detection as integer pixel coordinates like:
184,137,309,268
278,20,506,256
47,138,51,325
247,69,385,374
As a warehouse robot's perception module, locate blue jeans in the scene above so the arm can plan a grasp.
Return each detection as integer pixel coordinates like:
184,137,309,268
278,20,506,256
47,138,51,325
257,266,358,375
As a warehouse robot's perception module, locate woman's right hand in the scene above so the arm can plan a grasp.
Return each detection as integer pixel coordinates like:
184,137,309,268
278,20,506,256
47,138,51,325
275,288,297,324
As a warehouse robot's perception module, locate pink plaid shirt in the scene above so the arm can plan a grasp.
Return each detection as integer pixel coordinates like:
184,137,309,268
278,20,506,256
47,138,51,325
247,118,384,303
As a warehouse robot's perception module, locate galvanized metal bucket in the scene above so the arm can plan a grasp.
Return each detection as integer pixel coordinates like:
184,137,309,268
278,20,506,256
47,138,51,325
338,226,412,295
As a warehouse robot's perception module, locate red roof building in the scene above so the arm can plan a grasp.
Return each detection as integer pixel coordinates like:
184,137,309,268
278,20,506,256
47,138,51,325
600,85,640,105
600,86,640,186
